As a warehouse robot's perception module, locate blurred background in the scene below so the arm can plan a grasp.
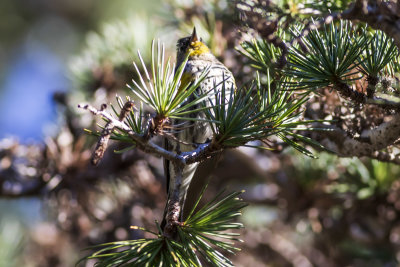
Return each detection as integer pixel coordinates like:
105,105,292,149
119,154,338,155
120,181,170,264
1,0,400,266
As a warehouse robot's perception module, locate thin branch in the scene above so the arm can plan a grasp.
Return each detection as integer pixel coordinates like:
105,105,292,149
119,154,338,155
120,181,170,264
91,120,114,165
163,162,184,239
333,81,400,110
118,101,135,121
78,104,225,165
91,101,134,165
78,104,182,164
310,114,400,159
182,143,223,165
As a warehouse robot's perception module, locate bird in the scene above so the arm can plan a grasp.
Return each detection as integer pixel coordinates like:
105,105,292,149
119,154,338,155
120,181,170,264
161,27,236,230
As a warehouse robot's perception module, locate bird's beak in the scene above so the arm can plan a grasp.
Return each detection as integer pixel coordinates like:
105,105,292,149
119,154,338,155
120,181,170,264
190,27,198,43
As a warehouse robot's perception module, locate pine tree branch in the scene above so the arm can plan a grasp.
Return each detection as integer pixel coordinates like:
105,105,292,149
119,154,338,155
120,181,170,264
79,104,228,239
310,114,400,159
182,143,223,165
163,162,184,239
79,104,226,165
78,103,182,164
333,81,400,110
366,75,379,98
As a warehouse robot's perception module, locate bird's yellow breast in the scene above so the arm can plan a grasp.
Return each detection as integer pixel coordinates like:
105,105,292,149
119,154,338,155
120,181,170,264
187,41,210,57
178,71,193,93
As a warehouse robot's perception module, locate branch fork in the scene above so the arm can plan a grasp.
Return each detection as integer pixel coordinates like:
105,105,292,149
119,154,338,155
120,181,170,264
78,103,223,236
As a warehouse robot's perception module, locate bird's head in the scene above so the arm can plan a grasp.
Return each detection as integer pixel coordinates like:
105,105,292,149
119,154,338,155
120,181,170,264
176,27,210,64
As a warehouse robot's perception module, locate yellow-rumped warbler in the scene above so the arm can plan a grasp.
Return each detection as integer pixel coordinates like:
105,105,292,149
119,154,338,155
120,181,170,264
162,28,235,227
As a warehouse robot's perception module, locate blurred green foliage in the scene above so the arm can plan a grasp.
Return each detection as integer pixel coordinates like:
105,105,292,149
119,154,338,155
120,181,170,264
291,151,400,198
0,219,24,267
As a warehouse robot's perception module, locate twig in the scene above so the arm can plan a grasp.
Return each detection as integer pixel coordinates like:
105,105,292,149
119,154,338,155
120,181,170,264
91,102,134,165
182,143,223,164
78,103,181,163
